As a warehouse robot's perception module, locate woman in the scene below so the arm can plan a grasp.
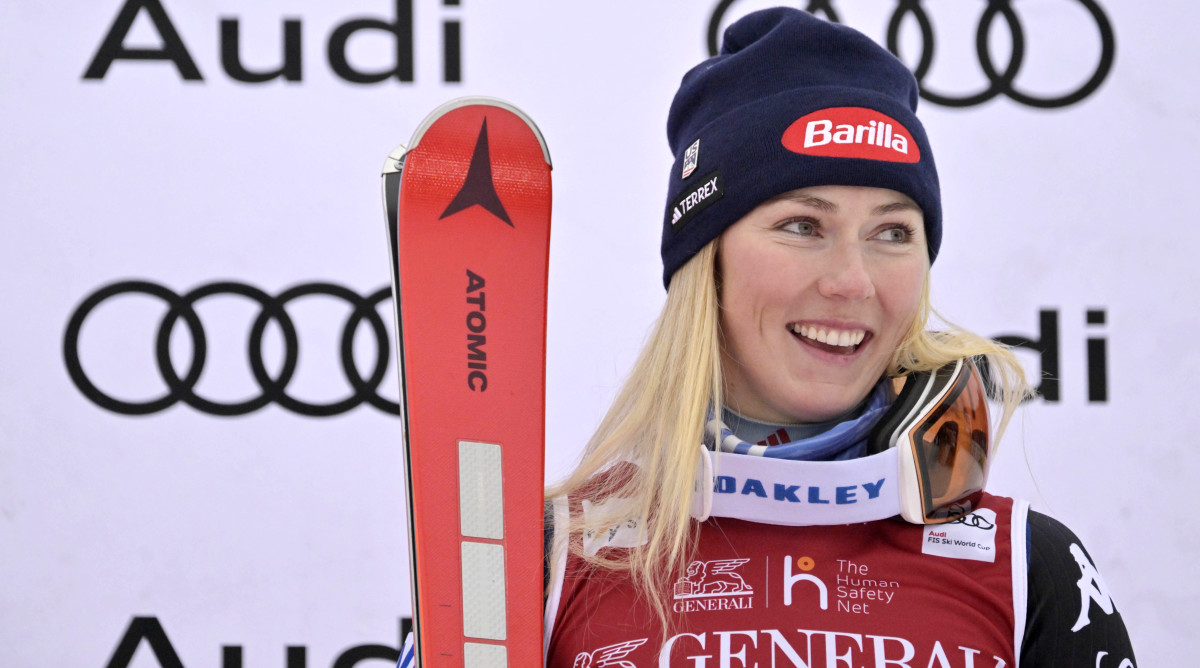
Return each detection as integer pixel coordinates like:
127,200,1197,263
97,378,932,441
543,8,1135,667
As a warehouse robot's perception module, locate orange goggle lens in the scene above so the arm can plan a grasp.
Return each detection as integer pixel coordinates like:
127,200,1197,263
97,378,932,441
907,364,990,522
869,358,992,524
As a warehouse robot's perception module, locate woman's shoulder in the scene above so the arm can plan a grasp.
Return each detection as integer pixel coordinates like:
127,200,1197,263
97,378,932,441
1023,509,1137,666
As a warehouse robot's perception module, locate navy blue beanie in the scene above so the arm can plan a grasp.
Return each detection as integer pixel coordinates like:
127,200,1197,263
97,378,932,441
661,8,941,288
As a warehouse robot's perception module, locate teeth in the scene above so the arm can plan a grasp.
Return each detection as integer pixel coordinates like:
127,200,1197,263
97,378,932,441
790,324,867,348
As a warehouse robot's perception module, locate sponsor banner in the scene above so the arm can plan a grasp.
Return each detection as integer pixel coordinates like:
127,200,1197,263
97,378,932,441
669,170,724,230
782,107,920,162
588,627,1010,667
0,1,1189,664
706,449,899,525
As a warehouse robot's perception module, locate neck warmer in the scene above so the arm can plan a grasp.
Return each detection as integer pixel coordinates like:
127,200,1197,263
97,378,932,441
706,380,893,461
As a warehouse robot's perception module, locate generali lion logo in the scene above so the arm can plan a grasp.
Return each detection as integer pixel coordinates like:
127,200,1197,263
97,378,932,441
673,558,753,598
572,638,647,668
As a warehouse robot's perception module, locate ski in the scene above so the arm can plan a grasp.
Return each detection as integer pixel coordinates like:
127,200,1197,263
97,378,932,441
381,97,552,668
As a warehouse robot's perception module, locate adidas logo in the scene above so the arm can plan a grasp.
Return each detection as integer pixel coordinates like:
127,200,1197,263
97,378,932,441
756,428,791,447
669,171,723,231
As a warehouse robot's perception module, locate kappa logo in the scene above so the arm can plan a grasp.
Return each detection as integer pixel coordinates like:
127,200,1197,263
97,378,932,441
781,106,920,164
572,638,647,668
1070,543,1115,632
674,559,753,599
682,139,700,178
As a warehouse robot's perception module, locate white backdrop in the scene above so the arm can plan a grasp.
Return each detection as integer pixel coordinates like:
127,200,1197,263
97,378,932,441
1,0,1192,665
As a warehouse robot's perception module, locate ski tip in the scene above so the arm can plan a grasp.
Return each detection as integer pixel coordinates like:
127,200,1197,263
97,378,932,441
381,143,408,176
408,96,552,170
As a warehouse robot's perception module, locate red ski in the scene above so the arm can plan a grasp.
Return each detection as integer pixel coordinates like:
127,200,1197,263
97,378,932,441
381,98,552,668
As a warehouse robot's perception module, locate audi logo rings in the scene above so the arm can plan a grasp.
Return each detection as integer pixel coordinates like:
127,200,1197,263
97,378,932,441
707,0,1115,109
63,280,400,417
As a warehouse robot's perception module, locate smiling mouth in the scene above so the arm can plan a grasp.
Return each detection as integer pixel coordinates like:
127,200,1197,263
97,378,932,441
789,323,868,355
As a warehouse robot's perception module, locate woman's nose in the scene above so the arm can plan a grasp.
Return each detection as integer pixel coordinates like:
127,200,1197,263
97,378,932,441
815,245,875,301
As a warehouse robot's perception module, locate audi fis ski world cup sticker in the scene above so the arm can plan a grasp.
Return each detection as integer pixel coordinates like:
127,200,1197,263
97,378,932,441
781,108,919,163
670,170,724,231
921,508,998,563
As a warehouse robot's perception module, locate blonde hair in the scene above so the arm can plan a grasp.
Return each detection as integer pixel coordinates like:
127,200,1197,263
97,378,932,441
546,238,1030,625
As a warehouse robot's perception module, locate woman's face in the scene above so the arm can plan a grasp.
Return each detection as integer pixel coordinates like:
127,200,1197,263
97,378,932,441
717,185,928,424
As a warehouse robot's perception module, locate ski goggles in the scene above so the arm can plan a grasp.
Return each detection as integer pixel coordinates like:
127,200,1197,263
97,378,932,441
869,358,991,524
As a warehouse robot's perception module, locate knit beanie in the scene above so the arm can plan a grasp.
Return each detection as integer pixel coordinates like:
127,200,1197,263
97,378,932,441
661,7,941,287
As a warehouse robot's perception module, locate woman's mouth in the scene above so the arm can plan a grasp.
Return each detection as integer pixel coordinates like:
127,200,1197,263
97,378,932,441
788,323,868,355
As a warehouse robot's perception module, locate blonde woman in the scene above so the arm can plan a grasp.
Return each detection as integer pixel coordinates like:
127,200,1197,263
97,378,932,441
543,8,1135,667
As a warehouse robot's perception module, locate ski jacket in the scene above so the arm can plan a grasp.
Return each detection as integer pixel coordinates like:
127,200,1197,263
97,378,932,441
544,492,1137,667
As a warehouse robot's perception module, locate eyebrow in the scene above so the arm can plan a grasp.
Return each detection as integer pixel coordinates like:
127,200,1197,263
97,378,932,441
872,201,921,216
775,194,837,212
773,193,920,216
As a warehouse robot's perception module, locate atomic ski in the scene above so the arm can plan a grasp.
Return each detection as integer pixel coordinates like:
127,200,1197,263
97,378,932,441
381,98,552,668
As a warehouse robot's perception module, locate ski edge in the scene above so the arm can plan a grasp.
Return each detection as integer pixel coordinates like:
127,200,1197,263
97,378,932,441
379,143,423,661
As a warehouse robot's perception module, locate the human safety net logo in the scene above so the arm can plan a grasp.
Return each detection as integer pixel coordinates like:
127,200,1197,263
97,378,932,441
667,553,901,617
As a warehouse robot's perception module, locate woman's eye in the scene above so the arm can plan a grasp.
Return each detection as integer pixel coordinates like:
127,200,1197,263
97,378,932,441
875,226,912,243
779,219,817,236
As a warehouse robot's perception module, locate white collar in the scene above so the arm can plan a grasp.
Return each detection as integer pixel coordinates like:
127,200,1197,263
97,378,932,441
691,446,902,526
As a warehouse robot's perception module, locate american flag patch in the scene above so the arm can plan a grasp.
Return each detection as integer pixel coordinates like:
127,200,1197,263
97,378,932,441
682,139,700,178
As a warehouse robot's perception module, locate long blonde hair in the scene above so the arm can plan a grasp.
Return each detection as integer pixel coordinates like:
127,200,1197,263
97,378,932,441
546,237,1030,623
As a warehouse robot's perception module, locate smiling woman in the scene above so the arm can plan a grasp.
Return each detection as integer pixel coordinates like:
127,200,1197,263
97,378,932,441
718,186,928,424
535,7,1135,668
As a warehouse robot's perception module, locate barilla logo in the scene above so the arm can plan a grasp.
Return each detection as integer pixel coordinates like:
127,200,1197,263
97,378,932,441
781,107,920,164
